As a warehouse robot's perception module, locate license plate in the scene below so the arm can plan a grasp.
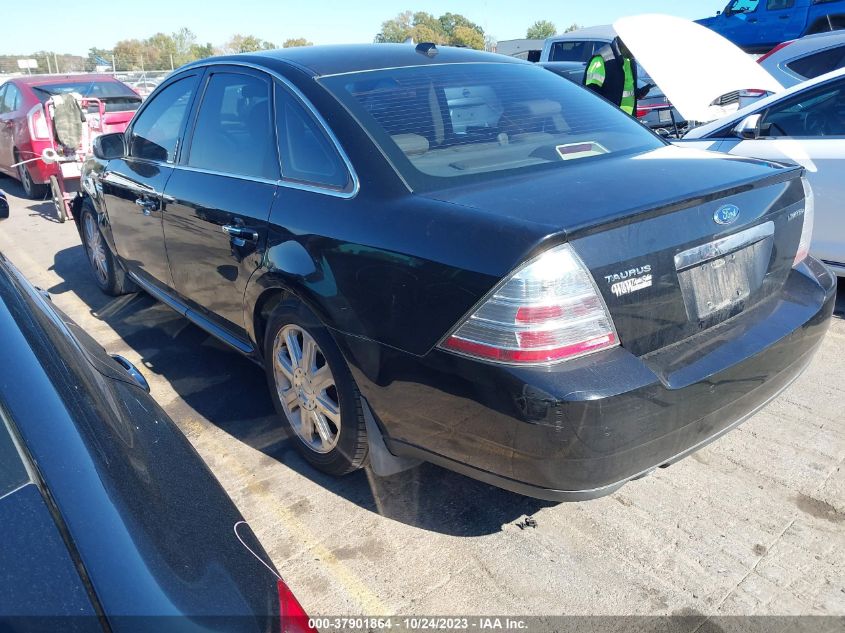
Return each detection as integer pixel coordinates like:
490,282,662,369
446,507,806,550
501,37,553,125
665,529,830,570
658,108,672,123
60,162,81,179
676,229,774,320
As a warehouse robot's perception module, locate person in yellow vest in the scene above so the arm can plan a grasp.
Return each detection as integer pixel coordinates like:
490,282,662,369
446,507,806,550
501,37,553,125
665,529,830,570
584,37,654,116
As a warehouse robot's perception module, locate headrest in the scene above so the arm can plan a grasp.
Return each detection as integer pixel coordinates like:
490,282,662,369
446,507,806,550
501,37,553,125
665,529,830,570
392,133,429,156
514,99,563,117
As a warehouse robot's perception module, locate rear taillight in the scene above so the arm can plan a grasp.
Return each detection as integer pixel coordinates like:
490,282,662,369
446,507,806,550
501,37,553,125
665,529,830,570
278,579,316,633
794,177,815,267
440,244,618,365
27,104,50,140
738,89,768,99
757,40,795,64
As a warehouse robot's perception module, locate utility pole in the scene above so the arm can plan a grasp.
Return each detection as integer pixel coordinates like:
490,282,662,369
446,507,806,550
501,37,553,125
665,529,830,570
112,53,116,75
46,54,52,74
170,53,174,71
54,52,60,74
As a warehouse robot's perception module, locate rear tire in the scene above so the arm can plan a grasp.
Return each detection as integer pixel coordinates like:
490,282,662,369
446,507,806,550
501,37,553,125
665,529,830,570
15,152,47,200
80,199,136,296
264,300,368,475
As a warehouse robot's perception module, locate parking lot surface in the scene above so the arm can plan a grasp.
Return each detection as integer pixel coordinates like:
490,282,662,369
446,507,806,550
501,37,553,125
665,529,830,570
1,179,843,625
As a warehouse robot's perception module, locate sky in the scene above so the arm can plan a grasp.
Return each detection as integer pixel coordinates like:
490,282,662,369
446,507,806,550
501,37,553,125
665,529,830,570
1,0,729,56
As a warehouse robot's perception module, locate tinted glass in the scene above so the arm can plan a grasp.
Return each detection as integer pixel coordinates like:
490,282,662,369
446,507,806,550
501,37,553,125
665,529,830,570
761,79,845,136
0,409,30,499
1,85,20,114
129,75,198,162
275,84,350,190
322,63,662,192
549,40,599,63
766,0,794,8
188,72,277,180
728,0,759,13
31,80,141,112
787,46,845,80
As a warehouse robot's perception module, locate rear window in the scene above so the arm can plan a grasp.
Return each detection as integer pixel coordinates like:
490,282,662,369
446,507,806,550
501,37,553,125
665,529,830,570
548,40,601,63
32,80,141,112
786,45,845,80
321,63,661,192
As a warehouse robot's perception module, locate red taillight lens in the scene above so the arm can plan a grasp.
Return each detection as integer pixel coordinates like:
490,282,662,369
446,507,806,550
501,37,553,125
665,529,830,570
278,579,316,633
440,244,619,365
27,104,50,140
757,40,795,64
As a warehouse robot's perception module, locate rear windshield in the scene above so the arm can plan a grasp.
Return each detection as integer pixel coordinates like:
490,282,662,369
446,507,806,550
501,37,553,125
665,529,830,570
321,63,662,192
32,80,141,111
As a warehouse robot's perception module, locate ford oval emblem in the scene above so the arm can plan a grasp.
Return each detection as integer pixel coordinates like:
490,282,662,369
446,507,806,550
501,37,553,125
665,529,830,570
714,204,740,225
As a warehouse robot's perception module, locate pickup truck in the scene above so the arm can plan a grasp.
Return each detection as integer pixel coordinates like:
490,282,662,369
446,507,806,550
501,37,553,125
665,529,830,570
697,0,845,52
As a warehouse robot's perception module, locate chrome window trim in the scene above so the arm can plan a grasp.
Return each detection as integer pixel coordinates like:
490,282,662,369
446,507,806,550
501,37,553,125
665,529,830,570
180,60,360,199
317,61,522,79
674,221,775,271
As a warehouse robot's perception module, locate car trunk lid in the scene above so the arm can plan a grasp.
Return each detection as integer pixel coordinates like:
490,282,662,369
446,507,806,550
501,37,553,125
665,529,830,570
423,146,806,357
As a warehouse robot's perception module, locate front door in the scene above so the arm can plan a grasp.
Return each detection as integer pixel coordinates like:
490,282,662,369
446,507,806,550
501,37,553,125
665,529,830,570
163,67,278,339
0,84,20,172
756,0,805,46
722,77,845,267
100,73,201,288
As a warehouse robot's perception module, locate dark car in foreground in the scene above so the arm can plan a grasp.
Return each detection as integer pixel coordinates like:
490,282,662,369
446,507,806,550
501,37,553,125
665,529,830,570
0,197,310,630
74,44,835,501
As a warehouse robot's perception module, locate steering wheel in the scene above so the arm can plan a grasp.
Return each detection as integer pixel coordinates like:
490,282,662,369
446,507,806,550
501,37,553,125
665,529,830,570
804,111,830,137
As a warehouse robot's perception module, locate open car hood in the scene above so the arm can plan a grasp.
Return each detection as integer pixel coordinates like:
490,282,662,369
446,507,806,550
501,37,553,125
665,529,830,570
613,14,784,122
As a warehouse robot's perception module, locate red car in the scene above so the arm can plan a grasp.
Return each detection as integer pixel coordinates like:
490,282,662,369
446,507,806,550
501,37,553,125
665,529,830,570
0,74,141,199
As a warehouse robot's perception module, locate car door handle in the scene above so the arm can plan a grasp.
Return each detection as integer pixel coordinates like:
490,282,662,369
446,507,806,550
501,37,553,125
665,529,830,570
222,225,259,242
134,198,157,215
779,14,789,19
747,17,757,22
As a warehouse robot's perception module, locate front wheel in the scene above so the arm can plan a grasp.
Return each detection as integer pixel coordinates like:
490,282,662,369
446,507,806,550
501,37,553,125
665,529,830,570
264,301,368,475
80,200,136,296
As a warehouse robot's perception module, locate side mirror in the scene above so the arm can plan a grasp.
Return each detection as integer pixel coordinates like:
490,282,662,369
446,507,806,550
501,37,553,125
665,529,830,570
93,132,127,160
733,113,762,140
0,191,8,221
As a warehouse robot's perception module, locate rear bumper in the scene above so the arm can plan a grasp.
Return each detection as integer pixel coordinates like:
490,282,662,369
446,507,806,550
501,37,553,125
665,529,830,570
342,258,836,501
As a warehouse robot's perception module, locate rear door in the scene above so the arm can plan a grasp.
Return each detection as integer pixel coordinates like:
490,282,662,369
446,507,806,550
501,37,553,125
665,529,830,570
100,72,201,288
720,76,845,267
163,66,278,342
0,83,20,171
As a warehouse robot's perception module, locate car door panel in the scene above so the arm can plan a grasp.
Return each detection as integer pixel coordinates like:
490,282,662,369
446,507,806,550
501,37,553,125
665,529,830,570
162,68,277,339
0,84,18,171
100,73,201,289
163,170,275,336
721,136,844,266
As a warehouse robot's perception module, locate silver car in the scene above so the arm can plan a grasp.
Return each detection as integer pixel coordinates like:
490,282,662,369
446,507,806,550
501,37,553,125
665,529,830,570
683,67,845,276
759,30,845,88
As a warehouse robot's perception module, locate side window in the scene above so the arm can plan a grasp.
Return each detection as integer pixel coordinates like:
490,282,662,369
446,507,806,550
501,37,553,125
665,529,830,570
766,0,794,8
0,85,20,114
786,46,845,80
129,75,198,162
728,0,759,14
187,72,277,180
0,86,7,114
761,80,845,137
275,84,351,191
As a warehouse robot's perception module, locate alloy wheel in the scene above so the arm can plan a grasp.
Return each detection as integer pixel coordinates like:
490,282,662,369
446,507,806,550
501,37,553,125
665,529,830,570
83,213,109,286
17,162,33,198
272,324,341,454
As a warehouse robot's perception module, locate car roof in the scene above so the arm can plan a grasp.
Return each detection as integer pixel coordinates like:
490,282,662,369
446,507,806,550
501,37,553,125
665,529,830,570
186,44,527,78
11,73,124,87
765,30,845,61
544,25,615,43
685,65,845,138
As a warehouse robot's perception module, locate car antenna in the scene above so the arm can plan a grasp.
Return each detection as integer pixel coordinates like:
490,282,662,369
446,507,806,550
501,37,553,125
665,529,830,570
415,42,438,58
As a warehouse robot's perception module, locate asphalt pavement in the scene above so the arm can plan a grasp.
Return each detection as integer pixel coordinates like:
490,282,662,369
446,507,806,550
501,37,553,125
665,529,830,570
1,176,843,628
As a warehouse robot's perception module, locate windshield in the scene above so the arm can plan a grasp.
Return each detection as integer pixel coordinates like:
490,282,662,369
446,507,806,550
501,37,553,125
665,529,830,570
321,63,662,192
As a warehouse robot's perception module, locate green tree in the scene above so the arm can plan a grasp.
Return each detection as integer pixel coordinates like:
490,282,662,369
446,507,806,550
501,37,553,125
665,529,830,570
526,20,556,39
565,23,582,33
451,25,485,49
223,34,276,54
375,10,485,47
283,38,313,48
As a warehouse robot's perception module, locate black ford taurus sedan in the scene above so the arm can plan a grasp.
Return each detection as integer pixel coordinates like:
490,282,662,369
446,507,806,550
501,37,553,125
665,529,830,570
0,200,310,629
73,44,836,501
